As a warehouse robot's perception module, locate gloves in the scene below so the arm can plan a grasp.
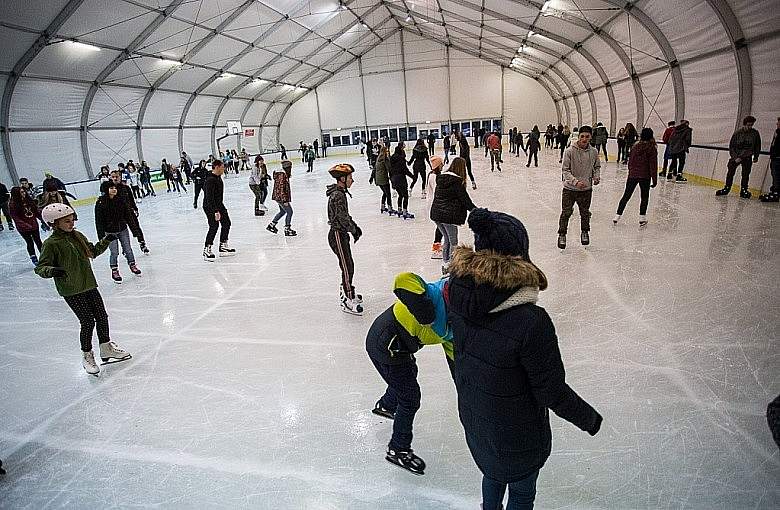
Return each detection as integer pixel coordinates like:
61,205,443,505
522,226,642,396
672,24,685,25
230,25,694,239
353,226,362,243
104,233,119,242
651,182,657,188
50,267,67,278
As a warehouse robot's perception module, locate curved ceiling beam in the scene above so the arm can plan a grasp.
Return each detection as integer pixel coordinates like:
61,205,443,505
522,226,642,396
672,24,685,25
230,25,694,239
701,0,752,129
0,0,86,183
81,0,186,177
537,74,568,125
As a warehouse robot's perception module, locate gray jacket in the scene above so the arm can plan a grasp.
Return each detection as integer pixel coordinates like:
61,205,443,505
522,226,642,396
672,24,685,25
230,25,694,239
729,127,761,159
562,144,601,191
592,125,608,145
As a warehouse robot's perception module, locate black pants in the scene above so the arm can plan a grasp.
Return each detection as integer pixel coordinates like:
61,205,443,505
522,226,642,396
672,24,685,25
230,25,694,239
433,227,442,243
622,142,634,163
428,144,434,155
126,213,145,244
329,229,355,299
205,206,230,246
193,181,203,207
379,184,392,209
392,179,409,211
558,188,592,234
443,147,450,163
617,178,651,215
617,141,626,162
527,149,538,166
410,167,426,192
63,289,110,352
173,179,187,192
669,152,687,175
725,158,753,189
368,353,420,451
597,142,608,161
307,160,314,172
166,177,172,192
131,185,142,199
464,156,474,183
20,230,43,256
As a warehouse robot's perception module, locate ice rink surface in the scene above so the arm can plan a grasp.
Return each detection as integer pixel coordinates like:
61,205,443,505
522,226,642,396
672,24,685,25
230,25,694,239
1,147,778,509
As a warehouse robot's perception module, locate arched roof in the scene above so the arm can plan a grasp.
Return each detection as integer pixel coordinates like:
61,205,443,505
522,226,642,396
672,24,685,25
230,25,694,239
0,0,778,182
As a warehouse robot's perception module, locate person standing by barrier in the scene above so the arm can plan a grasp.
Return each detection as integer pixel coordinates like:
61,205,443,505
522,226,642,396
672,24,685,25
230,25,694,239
192,160,208,209
759,117,779,202
666,120,692,183
592,122,608,161
659,121,676,177
717,116,762,198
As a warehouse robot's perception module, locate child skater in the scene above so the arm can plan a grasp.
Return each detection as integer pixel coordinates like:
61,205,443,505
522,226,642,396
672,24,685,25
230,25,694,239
95,182,142,283
366,272,454,476
267,160,296,236
249,155,269,216
326,163,363,315
9,186,43,266
35,203,131,376
425,156,444,259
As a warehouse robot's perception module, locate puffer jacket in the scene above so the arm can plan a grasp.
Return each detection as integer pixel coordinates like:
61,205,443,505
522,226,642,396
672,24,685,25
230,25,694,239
389,151,412,187
668,124,692,155
627,140,659,183
373,154,390,186
326,184,358,234
408,145,430,171
729,127,761,159
94,194,133,238
446,246,602,483
430,172,476,225
272,170,291,203
592,125,608,145
9,194,41,233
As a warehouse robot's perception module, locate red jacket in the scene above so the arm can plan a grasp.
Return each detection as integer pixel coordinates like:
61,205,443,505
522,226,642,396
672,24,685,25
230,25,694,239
486,134,501,150
9,196,41,233
662,126,675,144
627,141,658,185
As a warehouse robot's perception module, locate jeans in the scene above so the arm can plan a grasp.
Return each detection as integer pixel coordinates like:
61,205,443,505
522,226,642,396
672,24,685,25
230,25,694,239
19,230,43,256
173,179,187,193
443,147,450,163
369,356,421,451
622,142,634,163
617,141,625,162
436,222,458,263
205,206,231,245
662,144,670,170
725,157,753,189
558,188,592,234
63,289,111,352
490,149,502,170
616,178,651,215
328,229,355,299
482,470,540,510
271,202,293,226
108,228,135,267
669,152,687,175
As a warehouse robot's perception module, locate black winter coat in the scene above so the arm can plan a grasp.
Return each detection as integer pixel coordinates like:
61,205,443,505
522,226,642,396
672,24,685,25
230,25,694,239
408,146,430,171
446,247,602,482
202,172,225,213
430,173,475,225
389,151,412,187
94,195,133,238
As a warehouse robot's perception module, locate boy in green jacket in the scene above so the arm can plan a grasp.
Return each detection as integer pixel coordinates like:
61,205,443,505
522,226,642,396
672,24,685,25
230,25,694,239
35,203,131,376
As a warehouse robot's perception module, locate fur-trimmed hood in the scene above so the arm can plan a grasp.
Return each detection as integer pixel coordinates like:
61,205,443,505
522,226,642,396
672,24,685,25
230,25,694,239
446,246,548,318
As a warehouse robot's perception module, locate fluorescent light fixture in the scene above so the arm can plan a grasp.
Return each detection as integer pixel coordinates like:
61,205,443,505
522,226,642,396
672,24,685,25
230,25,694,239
252,78,267,84
161,58,182,66
67,40,101,52
339,1,347,9
405,12,412,22
337,127,342,130
541,1,551,13
425,120,431,124
528,30,536,37
218,72,237,78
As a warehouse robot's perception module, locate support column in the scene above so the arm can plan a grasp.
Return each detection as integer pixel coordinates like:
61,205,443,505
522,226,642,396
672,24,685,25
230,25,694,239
357,56,370,141
500,66,505,134
445,45,452,131
314,87,323,138
399,30,409,126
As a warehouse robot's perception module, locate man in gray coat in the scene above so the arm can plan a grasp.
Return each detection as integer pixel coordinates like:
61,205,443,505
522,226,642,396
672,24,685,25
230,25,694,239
591,122,609,161
558,125,601,249
717,116,762,198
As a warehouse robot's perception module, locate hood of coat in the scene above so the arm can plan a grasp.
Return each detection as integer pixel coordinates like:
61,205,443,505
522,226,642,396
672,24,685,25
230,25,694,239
325,183,345,197
436,171,465,190
674,123,692,135
630,140,656,158
413,145,427,155
447,246,548,319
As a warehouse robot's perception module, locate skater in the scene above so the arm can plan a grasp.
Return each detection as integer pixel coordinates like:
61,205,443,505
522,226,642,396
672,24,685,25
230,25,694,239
9,186,43,265
614,128,658,226
280,143,288,160
103,171,149,255
95,182,142,283
0,179,13,231
267,160,296,236
558,125,572,163
442,132,451,164
430,157,476,274
526,126,541,167
408,139,432,197
616,127,626,163
313,139,319,158
759,117,780,202
666,119,692,182
366,272,454,476
327,163,363,315
98,165,111,184
321,139,328,158
389,143,415,219
127,164,142,200
660,121,676,176
717,115,762,198
458,132,477,190
202,159,235,261
249,155,269,215
426,156,445,259
180,153,193,185
139,161,155,197
486,131,502,171
592,122,608,161
426,132,436,155
161,159,173,192
370,145,393,214
42,172,66,193
514,128,526,157
35,203,131,376
447,208,602,510
240,149,250,172
305,144,316,173
557,125,601,249
192,160,208,208
224,151,233,175
622,123,638,164
172,164,187,193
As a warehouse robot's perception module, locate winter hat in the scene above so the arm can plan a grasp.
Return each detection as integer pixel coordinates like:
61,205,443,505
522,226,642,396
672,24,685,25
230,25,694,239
467,208,530,260
281,160,292,169
430,156,444,171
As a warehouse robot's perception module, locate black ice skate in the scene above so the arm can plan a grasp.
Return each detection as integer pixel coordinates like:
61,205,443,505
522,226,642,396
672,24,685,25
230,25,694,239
341,297,363,316
0,459,6,475
385,448,425,476
340,284,363,304
203,245,215,261
219,242,236,256
557,234,566,250
99,341,132,365
759,191,779,202
739,188,752,199
715,186,731,196
581,231,590,246
140,242,150,255
372,401,395,419
111,267,122,284
266,222,278,234
284,226,297,236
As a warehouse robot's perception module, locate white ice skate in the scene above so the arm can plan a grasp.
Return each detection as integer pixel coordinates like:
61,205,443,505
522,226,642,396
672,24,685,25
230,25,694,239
340,284,363,304
99,341,132,365
82,350,100,376
341,297,363,316
219,242,236,256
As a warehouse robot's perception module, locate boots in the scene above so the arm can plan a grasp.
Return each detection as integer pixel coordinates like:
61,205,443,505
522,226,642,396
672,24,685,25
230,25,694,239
82,350,100,376
613,214,621,225
715,186,731,196
111,267,122,284
203,245,215,261
431,242,442,259
284,226,297,236
739,188,752,199
581,231,590,246
266,222,278,234
759,191,779,202
557,234,566,250
129,262,141,276
219,242,236,255
99,341,131,363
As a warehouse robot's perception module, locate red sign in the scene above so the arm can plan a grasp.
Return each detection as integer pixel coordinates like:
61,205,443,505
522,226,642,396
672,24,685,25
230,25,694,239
244,128,255,136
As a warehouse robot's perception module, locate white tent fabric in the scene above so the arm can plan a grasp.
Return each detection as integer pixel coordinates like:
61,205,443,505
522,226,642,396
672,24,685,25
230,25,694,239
0,0,777,190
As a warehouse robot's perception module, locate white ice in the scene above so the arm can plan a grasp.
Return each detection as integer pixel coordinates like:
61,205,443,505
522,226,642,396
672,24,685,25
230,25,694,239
0,147,778,509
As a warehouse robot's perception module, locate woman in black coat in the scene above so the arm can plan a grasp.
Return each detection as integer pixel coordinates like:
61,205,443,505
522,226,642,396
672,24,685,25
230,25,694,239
408,138,431,196
429,157,475,273
389,143,415,218
446,208,602,510
95,183,141,282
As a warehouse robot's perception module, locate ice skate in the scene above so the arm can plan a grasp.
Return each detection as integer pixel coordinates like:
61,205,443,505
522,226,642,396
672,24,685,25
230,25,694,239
339,284,362,304
715,186,731,196
284,226,297,236
659,170,666,177
667,172,674,180
420,190,427,199
30,255,38,266
140,242,150,255
255,210,262,216
129,262,141,276
441,263,449,275
401,210,415,220
759,191,779,202
739,188,752,199
111,267,122,284
557,234,566,250
387,208,397,216
372,401,395,419
581,231,590,246
471,181,477,190
675,175,687,183
266,222,278,234
431,242,443,259
0,459,5,475
203,245,215,261
219,242,236,256
99,341,132,364
82,351,100,376
385,447,425,476
7,223,13,231
380,206,388,214
613,214,621,225
340,297,363,316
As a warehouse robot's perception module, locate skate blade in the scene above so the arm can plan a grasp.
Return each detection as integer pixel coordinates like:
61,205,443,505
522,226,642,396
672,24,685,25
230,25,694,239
219,252,237,257
100,355,132,365
385,456,424,476
371,408,395,419
340,306,363,316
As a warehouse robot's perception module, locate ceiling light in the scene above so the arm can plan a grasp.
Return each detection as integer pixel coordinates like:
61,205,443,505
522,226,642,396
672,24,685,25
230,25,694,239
405,12,412,22
528,31,536,37
339,1,347,10
67,40,101,52
541,1,551,14
425,120,431,124
219,72,237,78
161,58,182,66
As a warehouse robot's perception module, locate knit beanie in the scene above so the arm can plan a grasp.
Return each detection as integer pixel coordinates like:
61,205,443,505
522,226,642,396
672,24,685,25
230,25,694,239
467,208,530,260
